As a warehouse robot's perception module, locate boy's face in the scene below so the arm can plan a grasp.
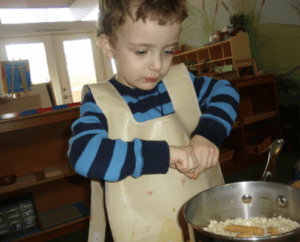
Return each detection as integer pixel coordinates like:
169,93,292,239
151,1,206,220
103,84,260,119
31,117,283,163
101,16,181,90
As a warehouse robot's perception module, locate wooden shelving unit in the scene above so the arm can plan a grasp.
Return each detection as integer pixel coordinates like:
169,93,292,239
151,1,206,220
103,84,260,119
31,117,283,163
17,216,90,242
221,74,282,176
0,170,77,196
0,106,80,133
244,111,278,125
0,107,91,242
173,32,251,75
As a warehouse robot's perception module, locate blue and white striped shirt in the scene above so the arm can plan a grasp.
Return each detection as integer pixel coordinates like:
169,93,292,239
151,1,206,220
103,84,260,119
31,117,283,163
68,73,239,182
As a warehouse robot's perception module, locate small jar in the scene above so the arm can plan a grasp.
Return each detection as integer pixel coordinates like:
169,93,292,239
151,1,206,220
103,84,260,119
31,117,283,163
215,31,224,41
210,34,218,43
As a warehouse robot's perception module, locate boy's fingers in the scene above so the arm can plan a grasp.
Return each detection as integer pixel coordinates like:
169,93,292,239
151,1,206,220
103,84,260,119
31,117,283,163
187,167,197,173
184,170,200,180
181,143,220,180
184,172,195,179
176,148,192,171
175,158,188,172
172,146,200,174
182,162,201,179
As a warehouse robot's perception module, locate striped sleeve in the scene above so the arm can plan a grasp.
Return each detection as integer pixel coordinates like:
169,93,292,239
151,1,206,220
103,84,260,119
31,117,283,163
189,73,240,148
68,91,169,182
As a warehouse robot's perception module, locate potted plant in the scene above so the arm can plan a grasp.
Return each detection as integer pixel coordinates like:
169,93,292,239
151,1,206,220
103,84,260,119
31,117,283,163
230,12,247,35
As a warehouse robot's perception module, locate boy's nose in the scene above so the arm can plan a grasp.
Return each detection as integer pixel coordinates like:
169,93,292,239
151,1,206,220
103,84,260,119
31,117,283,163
149,55,163,72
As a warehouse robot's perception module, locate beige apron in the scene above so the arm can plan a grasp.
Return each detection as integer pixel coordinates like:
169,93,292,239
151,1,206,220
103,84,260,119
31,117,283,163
84,63,224,242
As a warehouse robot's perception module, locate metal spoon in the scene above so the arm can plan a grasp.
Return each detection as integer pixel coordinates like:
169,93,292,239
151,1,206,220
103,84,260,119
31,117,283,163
261,139,285,182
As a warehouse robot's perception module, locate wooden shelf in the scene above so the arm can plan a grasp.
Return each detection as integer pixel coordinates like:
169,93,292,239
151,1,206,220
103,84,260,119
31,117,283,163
0,106,80,134
172,33,251,76
17,214,90,242
219,149,235,164
232,120,240,129
219,73,281,175
194,57,232,67
231,74,275,87
0,170,78,196
221,153,269,177
174,39,232,58
244,111,277,125
0,104,91,242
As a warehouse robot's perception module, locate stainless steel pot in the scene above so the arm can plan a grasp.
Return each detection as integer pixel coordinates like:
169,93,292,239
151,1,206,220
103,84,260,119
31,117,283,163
184,139,300,241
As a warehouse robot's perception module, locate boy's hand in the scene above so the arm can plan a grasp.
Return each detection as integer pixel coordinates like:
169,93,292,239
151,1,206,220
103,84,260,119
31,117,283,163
169,146,199,179
187,135,219,179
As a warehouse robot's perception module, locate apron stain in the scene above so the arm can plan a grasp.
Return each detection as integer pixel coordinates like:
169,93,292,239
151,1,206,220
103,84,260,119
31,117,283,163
181,178,186,187
158,219,183,242
145,226,151,232
131,231,135,241
146,191,153,195
172,208,176,212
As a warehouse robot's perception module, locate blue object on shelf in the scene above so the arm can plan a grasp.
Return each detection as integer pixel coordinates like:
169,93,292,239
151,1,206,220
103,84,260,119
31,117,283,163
53,104,68,111
19,109,38,116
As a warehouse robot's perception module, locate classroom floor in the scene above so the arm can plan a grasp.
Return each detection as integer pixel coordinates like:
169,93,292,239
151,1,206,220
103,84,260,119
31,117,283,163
49,151,300,242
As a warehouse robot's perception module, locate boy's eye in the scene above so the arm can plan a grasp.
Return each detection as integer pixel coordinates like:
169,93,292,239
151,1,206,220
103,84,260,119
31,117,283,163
164,50,175,55
136,51,147,55
164,46,178,55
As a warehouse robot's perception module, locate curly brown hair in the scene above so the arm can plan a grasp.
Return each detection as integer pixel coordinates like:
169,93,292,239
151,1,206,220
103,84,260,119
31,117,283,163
96,0,188,43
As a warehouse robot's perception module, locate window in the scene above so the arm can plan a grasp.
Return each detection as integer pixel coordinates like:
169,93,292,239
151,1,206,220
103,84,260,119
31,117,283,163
62,38,97,102
0,8,99,24
82,8,99,21
5,43,50,85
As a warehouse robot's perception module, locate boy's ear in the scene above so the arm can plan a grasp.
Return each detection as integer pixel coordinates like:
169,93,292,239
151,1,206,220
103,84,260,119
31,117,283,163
97,34,114,59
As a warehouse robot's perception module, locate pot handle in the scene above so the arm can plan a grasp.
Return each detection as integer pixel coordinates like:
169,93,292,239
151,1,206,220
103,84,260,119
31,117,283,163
261,139,284,182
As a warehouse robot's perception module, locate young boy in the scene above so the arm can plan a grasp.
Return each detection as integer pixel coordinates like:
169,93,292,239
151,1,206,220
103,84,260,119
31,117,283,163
68,0,239,241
